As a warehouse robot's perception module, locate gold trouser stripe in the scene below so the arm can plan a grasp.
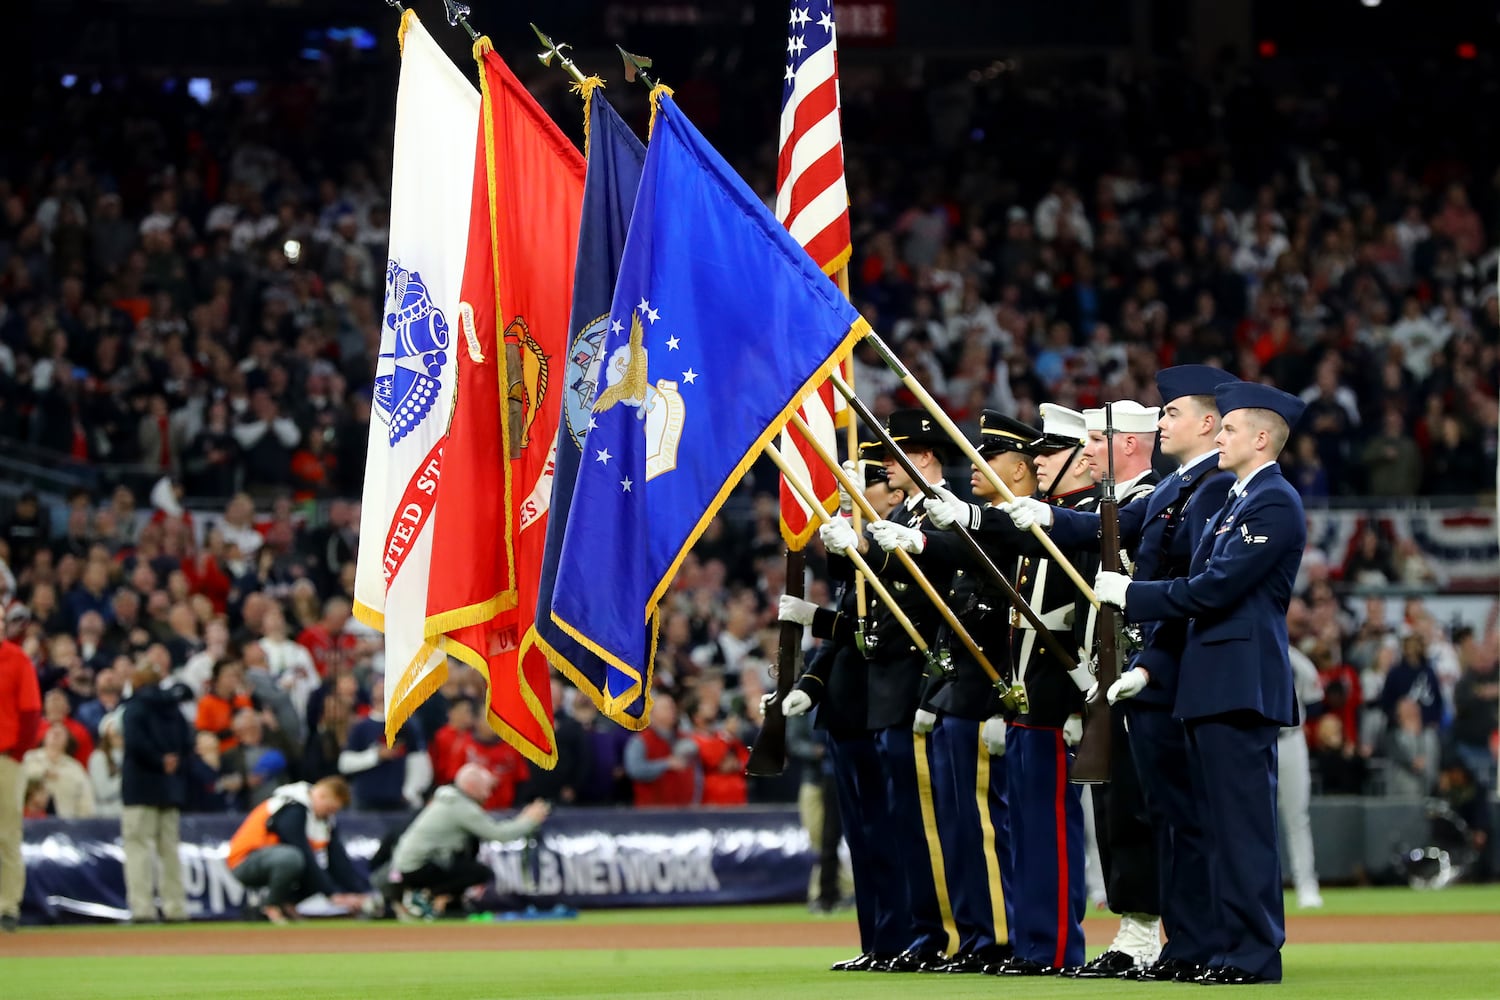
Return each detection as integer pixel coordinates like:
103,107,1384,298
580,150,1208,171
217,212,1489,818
913,730,958,954
974,728,1008,941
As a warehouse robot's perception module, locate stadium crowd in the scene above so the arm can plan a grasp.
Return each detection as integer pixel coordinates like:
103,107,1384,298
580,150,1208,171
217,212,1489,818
0,40,1496,844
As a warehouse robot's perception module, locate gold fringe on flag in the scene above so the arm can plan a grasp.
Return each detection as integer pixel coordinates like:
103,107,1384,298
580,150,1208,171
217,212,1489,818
647,83,675,139
397,7,417,55
571,76,607,159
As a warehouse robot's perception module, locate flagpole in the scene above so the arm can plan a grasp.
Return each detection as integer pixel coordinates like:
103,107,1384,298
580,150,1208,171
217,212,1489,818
789,412,1009,689
827,370,1081,670
767,445,934,659
531,23,589,84
835,267,870,643
441,0,480,40
855,334,1100,607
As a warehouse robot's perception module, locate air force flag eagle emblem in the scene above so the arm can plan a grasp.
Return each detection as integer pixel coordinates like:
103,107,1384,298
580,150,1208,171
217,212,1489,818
375,260,450,446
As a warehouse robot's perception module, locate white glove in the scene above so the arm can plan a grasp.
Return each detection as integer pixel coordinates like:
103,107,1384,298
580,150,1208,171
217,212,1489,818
923,484,979,531
777,595,817,626
912,708,937,734
1094,570,1131,609
1062,713,1083,747
819,517,858,554
869,519,926,554
759,689,813,717
1107,667,1150,705
981,716,1007,756
1001,496,1054,530
837,461,858,515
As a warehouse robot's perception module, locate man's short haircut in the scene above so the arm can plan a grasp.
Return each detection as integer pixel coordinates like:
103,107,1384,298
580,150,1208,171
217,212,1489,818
1185,394,1219,418
1243,407,1290,453
314,775,352,807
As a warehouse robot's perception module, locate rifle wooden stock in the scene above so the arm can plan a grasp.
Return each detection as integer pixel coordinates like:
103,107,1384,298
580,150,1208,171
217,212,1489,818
1071,450,1121,785
747,548,803,776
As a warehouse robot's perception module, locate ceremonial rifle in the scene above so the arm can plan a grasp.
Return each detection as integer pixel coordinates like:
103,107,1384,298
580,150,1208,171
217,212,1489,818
1072,403,1120,784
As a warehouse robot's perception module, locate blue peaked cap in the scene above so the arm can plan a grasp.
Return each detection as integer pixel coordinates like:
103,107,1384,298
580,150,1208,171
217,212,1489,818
1214,381,1307,428
1156,364,1239,405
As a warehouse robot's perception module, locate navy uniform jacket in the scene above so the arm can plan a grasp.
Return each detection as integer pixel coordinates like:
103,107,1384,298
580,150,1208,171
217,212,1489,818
917,523,1019,722
1049,458,1230,705
974,485,1099,728
792,587,871,740
1124,463,1304,726
826,497,962,731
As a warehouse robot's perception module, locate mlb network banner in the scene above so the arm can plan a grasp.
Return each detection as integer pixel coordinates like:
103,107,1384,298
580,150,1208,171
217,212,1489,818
18,808,813,923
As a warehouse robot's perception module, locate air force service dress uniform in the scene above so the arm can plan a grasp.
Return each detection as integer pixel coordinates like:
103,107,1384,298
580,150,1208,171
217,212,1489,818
1047,370,1238,979
1116,382,1308,985
792,577,906,967
826,409,963,969
911,412,1045,971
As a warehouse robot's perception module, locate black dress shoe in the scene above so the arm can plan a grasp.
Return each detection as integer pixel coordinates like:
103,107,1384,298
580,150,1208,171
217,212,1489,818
1062,950,1139,979
862,954,902,972
830,953,872,971
994,956,1060,976
934,952,980,974
1124,958,1204,982
941,945,1010,974
1195,965,1268,985
886,949,948,973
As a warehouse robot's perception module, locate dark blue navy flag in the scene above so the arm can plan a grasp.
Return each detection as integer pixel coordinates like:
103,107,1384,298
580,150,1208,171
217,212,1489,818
550,93,869,717
522,85,649,727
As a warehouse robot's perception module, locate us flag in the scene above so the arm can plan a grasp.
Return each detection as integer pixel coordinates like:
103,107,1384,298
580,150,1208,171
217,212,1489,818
776,0,852,550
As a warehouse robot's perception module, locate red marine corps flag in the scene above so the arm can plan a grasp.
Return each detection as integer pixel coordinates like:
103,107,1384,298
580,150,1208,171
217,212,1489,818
354,11,481,736
421,39,586,767
776,0,853,548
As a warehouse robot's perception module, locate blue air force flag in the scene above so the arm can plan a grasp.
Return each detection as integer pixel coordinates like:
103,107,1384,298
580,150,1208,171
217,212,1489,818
523,86,650,726
549,93,870,713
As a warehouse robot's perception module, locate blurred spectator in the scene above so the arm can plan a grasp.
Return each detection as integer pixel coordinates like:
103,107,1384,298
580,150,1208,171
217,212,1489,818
37,686,94,765
1343,529,1397,590
383,766,549,920
460,723,529,812
22,723,95,818
1,613,43,932
625,694,700,807
119,657,192,923
1450,628,1499,796
338,677,429,812
195,657,254,751
1360,410,1423,497
430,698,475,789
185,729,237,813
1379,634,1445,730
221,709,297,809
517,680,589,805
1310,716,1367,794
87,712,125,817
227,776,366,924
684,689,748,806
1382,698,1439,798
571,695,631,805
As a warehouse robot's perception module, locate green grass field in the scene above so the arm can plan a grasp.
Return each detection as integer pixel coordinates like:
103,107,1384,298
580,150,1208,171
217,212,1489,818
5,887,1500,1000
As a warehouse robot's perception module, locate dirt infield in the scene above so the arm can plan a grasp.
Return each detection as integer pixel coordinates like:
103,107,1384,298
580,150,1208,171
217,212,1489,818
6,913,1499,958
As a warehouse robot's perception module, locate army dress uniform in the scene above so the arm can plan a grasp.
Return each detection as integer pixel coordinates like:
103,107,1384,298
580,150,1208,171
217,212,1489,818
791,585,906,969
907,413,1046,972
825,411,964,969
